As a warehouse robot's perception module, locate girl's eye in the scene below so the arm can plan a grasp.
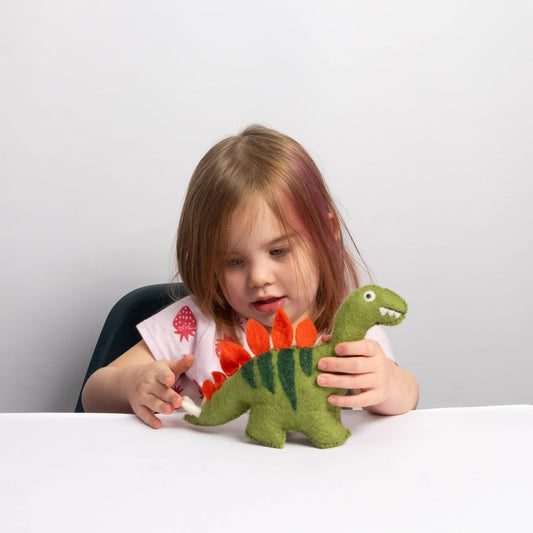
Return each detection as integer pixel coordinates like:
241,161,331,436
270,247,289,257
227,257,244,268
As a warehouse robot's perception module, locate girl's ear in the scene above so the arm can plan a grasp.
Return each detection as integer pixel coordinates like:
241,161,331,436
328,212,341,240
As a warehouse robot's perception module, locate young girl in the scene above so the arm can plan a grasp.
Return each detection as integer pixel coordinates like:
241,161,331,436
82,125,419,428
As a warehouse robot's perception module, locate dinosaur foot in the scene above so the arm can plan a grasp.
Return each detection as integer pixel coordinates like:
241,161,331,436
305,425,352,449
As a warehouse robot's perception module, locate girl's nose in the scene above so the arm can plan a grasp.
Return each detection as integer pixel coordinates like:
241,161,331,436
248,260,274,287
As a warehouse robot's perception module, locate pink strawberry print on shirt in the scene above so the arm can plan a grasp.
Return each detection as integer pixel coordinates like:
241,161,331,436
215,333,235,361
173,305,197,341
236,316,246,333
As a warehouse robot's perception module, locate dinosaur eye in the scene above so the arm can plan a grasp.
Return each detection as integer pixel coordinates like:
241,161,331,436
364,291,376,302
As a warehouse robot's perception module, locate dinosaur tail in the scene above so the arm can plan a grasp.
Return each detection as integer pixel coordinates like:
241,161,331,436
183,372,251,427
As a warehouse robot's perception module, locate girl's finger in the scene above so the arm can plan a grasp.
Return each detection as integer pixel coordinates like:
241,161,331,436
134,404,163,429
149,381,180,407
165,355,195,377
154,356,195,387
328,389,378,409
335,339,380,357
317,372,373,391
154,364,176,387
143,393,175,417
318,355,372,374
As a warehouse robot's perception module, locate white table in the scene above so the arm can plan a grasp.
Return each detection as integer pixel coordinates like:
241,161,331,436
1,406,532,532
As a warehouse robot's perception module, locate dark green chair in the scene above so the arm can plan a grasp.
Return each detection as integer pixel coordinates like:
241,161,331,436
75,282,188,412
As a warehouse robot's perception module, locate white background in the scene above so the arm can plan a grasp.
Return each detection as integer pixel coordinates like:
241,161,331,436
1,1,532,412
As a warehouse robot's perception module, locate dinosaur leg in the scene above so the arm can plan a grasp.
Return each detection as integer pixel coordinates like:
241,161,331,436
245,406,287,449
301,414,351,449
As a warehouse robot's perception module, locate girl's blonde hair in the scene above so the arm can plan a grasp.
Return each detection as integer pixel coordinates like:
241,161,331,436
176,125,364,334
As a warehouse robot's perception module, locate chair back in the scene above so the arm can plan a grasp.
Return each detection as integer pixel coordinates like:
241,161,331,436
75,283,188,412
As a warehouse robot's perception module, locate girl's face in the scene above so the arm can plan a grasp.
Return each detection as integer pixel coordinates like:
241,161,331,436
220,198,320,332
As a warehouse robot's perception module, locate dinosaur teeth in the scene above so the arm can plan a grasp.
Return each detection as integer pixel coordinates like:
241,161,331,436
380,307,402,319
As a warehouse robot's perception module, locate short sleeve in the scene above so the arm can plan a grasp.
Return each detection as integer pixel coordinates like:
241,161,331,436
137,295,224,388
137,295,201,362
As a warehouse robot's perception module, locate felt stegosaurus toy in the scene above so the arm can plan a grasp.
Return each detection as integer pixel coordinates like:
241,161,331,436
183,285,407,448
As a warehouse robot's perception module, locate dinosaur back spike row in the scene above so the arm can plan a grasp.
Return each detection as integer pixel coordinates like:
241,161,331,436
201,311,317,399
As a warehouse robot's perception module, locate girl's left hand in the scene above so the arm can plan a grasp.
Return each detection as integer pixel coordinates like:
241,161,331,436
317,338,397,410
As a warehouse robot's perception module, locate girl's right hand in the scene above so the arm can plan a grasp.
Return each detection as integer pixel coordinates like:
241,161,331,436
121,355,195,429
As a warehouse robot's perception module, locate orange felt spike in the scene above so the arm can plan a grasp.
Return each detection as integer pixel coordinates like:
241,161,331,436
212,371,227,390
246,319,271,355
271,308,293,350
295,319,318,348
218,341,252,376
202,380,216,400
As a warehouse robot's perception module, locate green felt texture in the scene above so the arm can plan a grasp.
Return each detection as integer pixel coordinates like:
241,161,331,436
257,351,275,394
184,285,407,449
241,359,256,389
299,347,313,377
278,348,297,411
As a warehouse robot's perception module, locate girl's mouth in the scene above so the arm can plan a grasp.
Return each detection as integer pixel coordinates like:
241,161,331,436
252,296,286,313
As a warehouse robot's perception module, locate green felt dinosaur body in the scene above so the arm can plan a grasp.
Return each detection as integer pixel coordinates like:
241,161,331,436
184,285,407,448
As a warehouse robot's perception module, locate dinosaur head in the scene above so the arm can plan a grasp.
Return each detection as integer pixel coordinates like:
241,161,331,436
330,285,407,345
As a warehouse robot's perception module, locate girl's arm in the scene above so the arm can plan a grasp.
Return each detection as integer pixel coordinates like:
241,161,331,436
317,339,419,415
81,340,194,428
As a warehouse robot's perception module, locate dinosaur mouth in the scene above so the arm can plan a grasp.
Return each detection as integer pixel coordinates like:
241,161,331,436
379,307,403,319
